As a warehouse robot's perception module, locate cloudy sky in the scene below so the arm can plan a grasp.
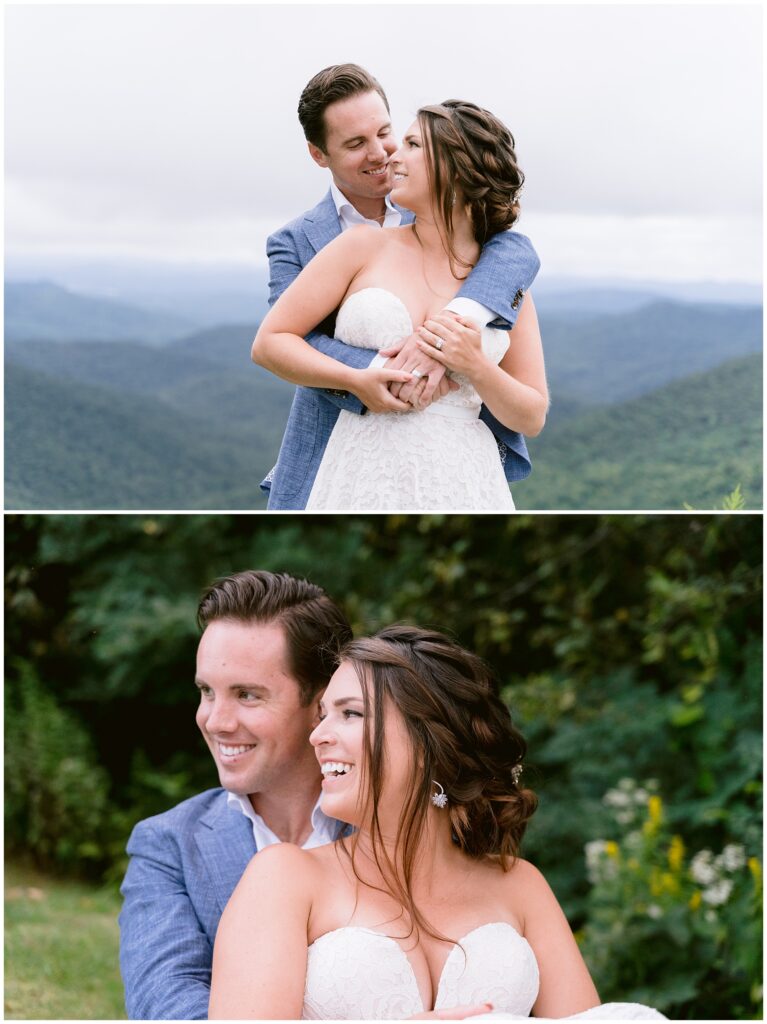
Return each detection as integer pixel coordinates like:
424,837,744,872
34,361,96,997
5,3,762,283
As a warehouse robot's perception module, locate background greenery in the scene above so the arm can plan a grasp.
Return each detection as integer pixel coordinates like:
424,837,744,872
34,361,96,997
4,513,763,1019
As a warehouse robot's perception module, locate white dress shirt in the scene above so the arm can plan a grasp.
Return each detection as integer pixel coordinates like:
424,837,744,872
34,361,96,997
226,790,343,851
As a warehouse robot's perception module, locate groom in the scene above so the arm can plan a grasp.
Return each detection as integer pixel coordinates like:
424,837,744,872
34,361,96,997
119,570,353,1019
260,63,541,510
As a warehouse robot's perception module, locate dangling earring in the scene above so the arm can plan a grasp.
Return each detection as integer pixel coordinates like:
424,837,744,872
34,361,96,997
431,781,448,808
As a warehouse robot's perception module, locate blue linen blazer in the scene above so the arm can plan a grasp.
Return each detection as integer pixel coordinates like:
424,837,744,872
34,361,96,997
119,788,257,1020
260,189,541,510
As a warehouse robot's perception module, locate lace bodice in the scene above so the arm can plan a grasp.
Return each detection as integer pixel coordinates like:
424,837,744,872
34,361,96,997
335,287,510,415
302,922,539,1020
305,286,516,511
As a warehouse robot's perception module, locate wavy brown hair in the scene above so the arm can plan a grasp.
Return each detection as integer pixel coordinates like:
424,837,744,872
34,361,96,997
338,624,537,940
416,100,526,274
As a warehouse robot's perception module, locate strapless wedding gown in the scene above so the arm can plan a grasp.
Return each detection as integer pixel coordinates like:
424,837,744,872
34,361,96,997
306,288,516,511
301,922,666,1020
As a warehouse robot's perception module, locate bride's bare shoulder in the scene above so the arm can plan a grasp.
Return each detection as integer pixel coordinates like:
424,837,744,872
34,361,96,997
237,841,323,892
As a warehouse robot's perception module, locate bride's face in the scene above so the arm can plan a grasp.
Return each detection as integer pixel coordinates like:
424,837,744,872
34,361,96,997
390,120,432,212
310,661,414,828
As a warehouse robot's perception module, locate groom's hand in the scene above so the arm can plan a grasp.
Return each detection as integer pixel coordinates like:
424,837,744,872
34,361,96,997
379,331,457,407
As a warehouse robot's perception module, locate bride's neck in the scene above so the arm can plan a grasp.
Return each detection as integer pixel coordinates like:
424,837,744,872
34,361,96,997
411,205,478,264
351,811,465,891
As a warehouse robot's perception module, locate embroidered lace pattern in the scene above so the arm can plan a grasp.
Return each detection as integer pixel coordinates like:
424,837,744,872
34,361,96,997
305,288,516,511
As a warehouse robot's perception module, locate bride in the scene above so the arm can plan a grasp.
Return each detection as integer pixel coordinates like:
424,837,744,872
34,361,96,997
252,101,548,511
208,626,664,1020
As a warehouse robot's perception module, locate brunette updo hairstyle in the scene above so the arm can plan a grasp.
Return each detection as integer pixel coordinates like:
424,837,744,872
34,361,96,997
416,100,525,271
339,624,537,939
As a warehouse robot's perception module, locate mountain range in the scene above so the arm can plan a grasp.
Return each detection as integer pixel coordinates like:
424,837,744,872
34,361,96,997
5,280,762,510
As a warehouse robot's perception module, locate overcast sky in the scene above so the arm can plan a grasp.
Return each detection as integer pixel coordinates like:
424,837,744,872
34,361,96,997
5,3,763,283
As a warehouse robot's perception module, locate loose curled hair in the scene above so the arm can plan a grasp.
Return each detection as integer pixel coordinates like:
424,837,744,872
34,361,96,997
339,624,537,940
416,100,525,274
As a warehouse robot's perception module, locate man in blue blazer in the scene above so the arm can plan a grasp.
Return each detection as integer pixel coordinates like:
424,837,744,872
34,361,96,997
260,63,541,509
118,570,354,1019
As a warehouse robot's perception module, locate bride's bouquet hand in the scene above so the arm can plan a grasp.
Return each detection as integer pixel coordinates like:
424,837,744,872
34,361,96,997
415,312,488,379
348,366,419,413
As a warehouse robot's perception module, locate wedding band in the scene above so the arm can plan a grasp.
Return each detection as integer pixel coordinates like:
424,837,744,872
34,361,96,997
435,337,444,351
411,369,423,378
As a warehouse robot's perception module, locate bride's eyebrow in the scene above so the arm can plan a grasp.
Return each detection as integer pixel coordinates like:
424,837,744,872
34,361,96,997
319,696,364,712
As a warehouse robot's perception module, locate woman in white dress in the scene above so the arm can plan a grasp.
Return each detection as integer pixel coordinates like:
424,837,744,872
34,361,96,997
252,101,548,511
209,626,665,1021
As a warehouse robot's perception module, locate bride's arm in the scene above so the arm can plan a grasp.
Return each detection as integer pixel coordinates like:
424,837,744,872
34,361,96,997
416,293,548,436
208,844,313,1020
512,860,601,1018
252,225,414,412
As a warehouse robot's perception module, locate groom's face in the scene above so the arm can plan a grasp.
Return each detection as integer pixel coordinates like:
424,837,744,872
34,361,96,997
195,619,319,798
308,90,398,203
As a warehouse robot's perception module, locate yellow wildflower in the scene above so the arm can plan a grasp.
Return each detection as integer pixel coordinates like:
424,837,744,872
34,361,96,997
644,795,663,836
661,871,679,894
648,795,663,825
689,890,702,910
605,841,620,858
668,835,685,873
748,857,762,887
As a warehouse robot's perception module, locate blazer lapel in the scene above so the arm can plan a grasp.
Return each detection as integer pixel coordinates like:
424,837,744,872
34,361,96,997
303,189,342,254
196,795,256,920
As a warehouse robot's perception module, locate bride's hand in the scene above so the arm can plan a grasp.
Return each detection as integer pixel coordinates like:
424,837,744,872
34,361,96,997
415,312,488,379
348,366,418,413
409,1002,494,1019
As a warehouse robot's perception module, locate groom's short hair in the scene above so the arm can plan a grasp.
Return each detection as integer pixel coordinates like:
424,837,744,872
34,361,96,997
298,63,390,152
197,570,352,705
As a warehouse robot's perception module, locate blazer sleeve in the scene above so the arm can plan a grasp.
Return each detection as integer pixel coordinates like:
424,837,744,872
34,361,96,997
266,226,376,416
119,820,212,1020
455,230,541,330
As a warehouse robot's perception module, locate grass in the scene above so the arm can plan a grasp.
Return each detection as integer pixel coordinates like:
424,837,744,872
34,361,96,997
5,861,126,1020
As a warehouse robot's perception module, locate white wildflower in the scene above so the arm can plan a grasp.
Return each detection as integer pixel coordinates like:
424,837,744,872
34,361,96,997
616,810,635,825
604,789,631,808
718,844,746,872
617,778,636,792
690,850,717,886
646,904,663,919
634,789,648,803
704,909,717,923
702,879,734,906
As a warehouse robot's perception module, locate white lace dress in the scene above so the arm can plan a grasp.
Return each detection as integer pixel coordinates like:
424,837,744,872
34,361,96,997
301,922,666,1020
306,288,516,511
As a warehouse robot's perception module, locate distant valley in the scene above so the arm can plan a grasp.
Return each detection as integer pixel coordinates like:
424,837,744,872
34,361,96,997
4,279,763,510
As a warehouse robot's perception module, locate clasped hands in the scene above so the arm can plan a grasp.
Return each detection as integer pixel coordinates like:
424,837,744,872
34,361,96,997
374,311,484,412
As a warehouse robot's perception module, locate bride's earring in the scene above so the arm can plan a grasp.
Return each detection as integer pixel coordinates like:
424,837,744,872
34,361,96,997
431,780,448,809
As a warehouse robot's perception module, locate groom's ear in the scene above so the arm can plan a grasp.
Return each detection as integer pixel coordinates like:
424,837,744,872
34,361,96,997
308,142,330,169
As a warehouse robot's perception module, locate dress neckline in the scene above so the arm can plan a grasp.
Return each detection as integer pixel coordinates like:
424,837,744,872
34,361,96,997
339,286,415,333
308,920,537,1013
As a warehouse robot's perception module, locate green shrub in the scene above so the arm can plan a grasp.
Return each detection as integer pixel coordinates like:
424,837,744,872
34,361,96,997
5,660,111,870
580,781,763,1019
